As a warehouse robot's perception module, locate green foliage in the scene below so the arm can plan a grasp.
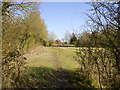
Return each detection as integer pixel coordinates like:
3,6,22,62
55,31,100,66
2,5,48,54
46,43,50,47
2,2,48,88
69,33,77,45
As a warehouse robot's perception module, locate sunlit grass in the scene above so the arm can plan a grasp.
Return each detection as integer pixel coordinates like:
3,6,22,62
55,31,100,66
24,47,93,88
26,47,79,70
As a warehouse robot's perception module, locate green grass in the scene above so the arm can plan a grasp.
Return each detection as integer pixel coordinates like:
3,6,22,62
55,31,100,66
57,47,79,70
24,46,120,88
24,46,92,88
26,47,79,70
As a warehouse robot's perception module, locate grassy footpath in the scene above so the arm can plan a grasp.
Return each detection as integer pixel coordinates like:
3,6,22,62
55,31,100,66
25,47,79,70
24,46,92,88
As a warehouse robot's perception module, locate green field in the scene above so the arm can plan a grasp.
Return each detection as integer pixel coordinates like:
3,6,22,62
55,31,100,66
24,47,92,88
25,47,79,70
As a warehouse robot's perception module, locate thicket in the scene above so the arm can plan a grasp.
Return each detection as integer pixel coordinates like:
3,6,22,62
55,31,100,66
75,2,120,88
2,2,48,88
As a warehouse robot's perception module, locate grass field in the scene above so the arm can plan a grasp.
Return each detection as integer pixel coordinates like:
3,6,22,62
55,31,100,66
24,46,92,88
25,47,79,70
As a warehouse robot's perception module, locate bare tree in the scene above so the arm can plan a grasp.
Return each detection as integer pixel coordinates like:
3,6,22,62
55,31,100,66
86,2,120,70
64,31,71,44
75,1,120,88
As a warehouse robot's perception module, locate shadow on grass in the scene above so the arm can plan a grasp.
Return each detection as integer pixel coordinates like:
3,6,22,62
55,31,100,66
28,66,92,88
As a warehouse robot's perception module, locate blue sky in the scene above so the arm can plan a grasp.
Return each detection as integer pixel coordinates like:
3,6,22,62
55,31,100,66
40,2,91,40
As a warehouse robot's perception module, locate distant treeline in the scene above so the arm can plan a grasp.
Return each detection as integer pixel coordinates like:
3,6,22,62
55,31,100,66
76,30,120,48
